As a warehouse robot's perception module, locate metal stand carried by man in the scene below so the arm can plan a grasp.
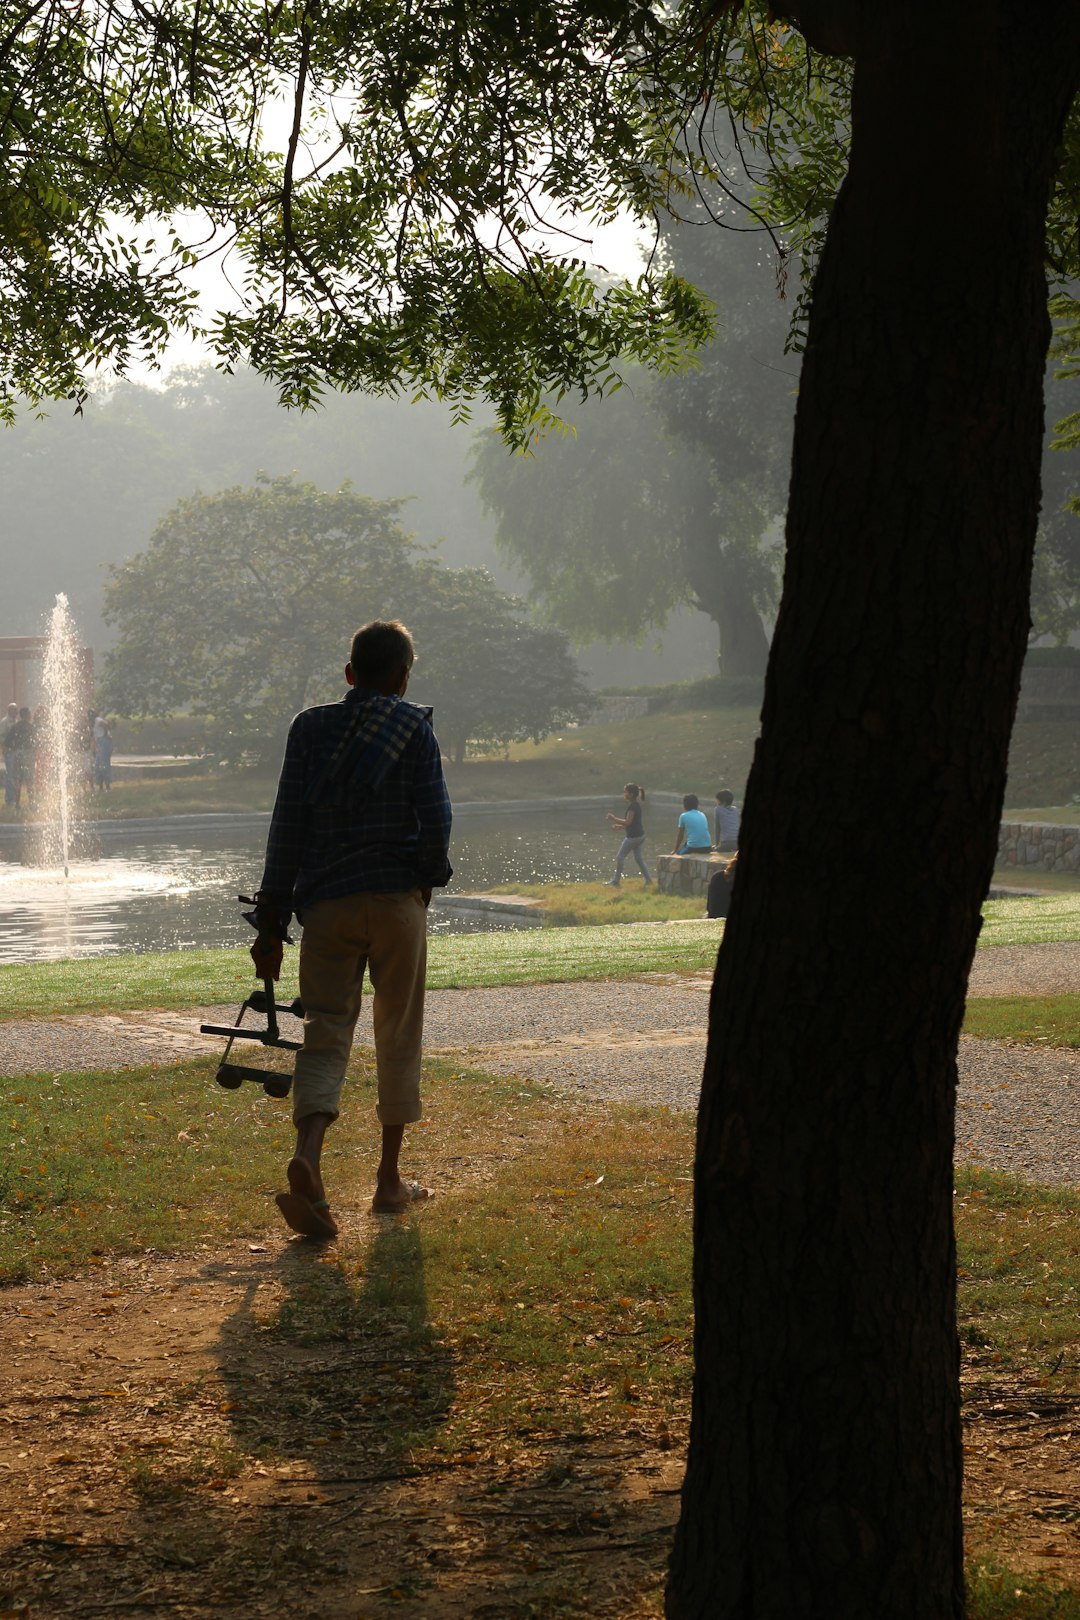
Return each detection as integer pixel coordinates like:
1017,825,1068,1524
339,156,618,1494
236,619,453,1240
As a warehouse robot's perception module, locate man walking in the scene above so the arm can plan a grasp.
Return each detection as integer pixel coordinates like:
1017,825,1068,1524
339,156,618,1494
251,620,452,1238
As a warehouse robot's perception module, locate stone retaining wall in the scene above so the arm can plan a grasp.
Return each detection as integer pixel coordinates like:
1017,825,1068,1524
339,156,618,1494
997,821,1080,873
655,824,1080,883
656,851,729,897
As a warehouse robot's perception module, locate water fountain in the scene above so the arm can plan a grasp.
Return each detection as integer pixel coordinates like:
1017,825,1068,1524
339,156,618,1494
0,593,200,962
39,592,81,875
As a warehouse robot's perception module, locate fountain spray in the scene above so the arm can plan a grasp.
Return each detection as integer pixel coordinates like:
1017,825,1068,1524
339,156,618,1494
41,592,82,877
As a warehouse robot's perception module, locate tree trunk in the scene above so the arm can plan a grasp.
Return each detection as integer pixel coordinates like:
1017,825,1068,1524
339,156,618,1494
710,574,770,681
680,498,772,679
668,10,1080,1618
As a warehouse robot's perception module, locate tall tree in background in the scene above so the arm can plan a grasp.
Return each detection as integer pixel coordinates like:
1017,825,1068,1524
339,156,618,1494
7,5,1080,1612
649,196,797,676
102,478,588,763
102,477,413,759
473,218,795,678
1031,307,1080,643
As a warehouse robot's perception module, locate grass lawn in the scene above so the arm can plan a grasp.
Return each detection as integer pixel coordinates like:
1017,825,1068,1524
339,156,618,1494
0,1054,695,1615
448,704,761,803
963,995,1080,1048
1,700,1077,821
1002,807,1080,826
2,885,1078,1026
3,1051,1075,1392
980,892,1080,947
0,705,762,823
993,867,1080,894
955,1166,1080,1375
1005,720,1080,808
0,772,278,824
487,880,705,926
0,921,722,1021
0,882,1078,1027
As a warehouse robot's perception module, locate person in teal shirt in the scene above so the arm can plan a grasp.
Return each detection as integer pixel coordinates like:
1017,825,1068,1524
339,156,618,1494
673,794,712,854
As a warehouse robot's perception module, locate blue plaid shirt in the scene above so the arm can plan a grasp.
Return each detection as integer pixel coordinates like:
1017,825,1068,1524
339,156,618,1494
259,688,453,919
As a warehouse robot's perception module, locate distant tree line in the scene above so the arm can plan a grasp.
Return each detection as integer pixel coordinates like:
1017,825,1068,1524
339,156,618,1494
100,476,590,765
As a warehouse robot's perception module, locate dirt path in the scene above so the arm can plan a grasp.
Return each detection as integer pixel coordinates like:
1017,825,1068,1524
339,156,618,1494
1,1234,1077,1616
1,1230,681,1618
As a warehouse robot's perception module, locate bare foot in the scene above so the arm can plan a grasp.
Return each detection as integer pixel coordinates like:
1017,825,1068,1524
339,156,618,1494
371,1177,432,1214
276,1156,338,1240
288,1154,326,1205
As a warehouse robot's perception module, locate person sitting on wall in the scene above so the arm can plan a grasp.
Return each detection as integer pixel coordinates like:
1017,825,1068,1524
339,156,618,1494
672,793,713,855
707,853,738,919
713,789,741,852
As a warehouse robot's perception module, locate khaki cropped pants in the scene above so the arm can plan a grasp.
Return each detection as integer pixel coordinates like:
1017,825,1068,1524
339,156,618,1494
293,889,428,1128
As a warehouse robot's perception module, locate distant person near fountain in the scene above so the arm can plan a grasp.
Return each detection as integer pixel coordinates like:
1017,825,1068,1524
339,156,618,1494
1,702,17,806
604,782,652,887
672,794,712,855
93,720,114,792
250,618,453,1240
2,707,34,810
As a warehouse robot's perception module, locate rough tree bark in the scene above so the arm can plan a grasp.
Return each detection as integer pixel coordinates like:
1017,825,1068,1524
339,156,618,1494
668,8,1080,1618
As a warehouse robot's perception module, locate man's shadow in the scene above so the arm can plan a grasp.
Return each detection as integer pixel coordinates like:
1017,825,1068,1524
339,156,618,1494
159,1214,457,1602
217,1211,452,1457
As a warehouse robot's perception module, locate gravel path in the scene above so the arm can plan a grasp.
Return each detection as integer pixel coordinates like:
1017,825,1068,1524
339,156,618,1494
3,942,1080,1184
966,939,1080,999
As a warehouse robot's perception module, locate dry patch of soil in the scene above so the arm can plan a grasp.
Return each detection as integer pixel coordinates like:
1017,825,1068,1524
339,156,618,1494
964,1371,1080,1583
0,1237,682,1620
3,1245,1079,1616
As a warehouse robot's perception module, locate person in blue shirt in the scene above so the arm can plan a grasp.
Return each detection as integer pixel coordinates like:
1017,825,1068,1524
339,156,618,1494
672,793,712,855
252,619,452,1238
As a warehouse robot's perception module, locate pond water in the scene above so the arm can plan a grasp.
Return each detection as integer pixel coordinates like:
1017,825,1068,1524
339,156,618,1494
0,802,673,962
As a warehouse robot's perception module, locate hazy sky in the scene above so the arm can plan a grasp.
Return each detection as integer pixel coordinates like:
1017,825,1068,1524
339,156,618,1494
145,188,652,377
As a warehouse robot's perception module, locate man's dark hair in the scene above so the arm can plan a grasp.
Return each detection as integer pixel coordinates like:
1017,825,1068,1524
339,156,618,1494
349,619,416,685
683,793,699,811
715,789,734,806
